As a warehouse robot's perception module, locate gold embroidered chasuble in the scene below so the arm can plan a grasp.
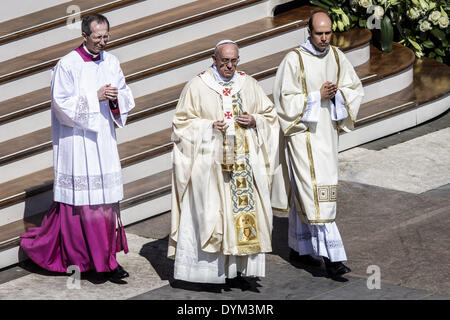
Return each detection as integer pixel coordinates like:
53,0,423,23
272,46,364,224
169,67,280,258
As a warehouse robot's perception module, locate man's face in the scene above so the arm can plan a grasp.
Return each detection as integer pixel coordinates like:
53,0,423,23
213,43,239,80
309,13,333,51
82,21,109,54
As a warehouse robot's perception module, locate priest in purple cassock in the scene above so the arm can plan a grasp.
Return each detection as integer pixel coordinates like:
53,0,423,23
20,13,135,283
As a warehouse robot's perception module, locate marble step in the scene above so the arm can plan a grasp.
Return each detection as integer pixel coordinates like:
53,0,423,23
3,32,415,187
0,5,317,144
0,0,197,63
0,0,270,99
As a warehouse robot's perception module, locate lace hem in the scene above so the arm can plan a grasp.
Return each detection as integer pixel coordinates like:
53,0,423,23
55,172,122,191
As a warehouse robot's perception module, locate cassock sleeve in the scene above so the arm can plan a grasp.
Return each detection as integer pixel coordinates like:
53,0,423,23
109,61,135,128
51,61,101,132
272,51,309,136
335,48,364,132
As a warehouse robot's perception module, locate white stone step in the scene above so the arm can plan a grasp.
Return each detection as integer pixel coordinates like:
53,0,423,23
339,94,450,152
0,23,308,143
0,146,172,226
0,39,374,181
0,0,270,102
0,0,69,23
0,0,196,63
0,191,171,270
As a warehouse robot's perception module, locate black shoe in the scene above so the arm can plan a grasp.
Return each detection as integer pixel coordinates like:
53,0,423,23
107,265,129,284
323,258,351,276
115,265,129,278
289,249,322,267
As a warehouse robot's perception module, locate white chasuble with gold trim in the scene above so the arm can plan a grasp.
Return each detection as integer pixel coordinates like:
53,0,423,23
199,70,261,255
272,45,364,225
169,66,279,280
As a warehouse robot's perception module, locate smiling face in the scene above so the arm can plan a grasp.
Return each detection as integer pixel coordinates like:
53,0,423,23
308,12,333,52
212,43,239,80
82,21,109,54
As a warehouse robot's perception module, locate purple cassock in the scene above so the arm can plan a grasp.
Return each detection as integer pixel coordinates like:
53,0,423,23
21,202,128,273
20,46,128,272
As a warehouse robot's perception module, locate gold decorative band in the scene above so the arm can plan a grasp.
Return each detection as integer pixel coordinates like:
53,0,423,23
317,185,338,202
283,49,309,136
305,131,320,220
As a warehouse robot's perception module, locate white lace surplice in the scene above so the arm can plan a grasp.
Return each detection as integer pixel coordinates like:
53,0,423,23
51,50,135,205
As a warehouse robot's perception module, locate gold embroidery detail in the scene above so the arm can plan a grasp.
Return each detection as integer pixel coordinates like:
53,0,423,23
331,46,341,86
238,195,249,207
235,213,260,254
283,49,309,136
305,131,320,220
236,177,247,189
339,89,355,123
235,162,245,171
317,185,338,202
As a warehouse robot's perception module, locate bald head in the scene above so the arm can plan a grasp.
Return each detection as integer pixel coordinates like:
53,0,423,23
308,11,333,52
308,11,332,32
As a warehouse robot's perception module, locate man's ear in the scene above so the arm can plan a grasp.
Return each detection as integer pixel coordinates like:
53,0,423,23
307,28,311,36
82,32,88,43
212,54,217,66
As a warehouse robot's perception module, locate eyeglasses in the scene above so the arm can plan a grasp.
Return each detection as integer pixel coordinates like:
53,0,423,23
216,56,240,66
89,34,111,42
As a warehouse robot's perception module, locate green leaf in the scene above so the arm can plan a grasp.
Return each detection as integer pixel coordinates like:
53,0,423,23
408,37,422,51
431,29,446,41
309,0,330,10
428,52,436,58
436,56,443,63
359,18,366,28
422,40,435,48
321,0,336,7
435,48,445,56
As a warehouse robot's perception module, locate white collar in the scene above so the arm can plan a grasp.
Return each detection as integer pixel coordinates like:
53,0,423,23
301,37,328,55
212,64,236,83
82,44,100,58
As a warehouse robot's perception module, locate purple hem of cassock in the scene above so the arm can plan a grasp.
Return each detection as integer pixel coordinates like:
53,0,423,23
20,201,128,273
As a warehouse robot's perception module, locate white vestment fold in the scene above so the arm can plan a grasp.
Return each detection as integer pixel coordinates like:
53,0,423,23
169,67,279,283
51,48,135,206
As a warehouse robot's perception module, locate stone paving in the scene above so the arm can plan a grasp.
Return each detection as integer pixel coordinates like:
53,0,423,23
0,111,449,301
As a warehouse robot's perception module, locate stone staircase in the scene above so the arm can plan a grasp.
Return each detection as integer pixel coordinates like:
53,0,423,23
0,0,449,269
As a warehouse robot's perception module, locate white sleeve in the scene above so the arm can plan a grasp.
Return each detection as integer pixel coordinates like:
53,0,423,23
301,90,321,123
51,61,101,132
330,90,349,121
110,61,135,128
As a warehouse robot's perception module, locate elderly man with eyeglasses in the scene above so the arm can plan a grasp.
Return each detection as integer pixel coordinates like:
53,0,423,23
168,40,280,285
21,13,135,284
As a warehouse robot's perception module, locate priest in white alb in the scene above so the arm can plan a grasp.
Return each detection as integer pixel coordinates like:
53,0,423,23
169,40,280,284
272,11,363,277
20,14,135,283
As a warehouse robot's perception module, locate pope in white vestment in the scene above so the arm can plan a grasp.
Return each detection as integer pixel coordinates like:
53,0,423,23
168,40,280,284
21,14,134,281
272,12,363,276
